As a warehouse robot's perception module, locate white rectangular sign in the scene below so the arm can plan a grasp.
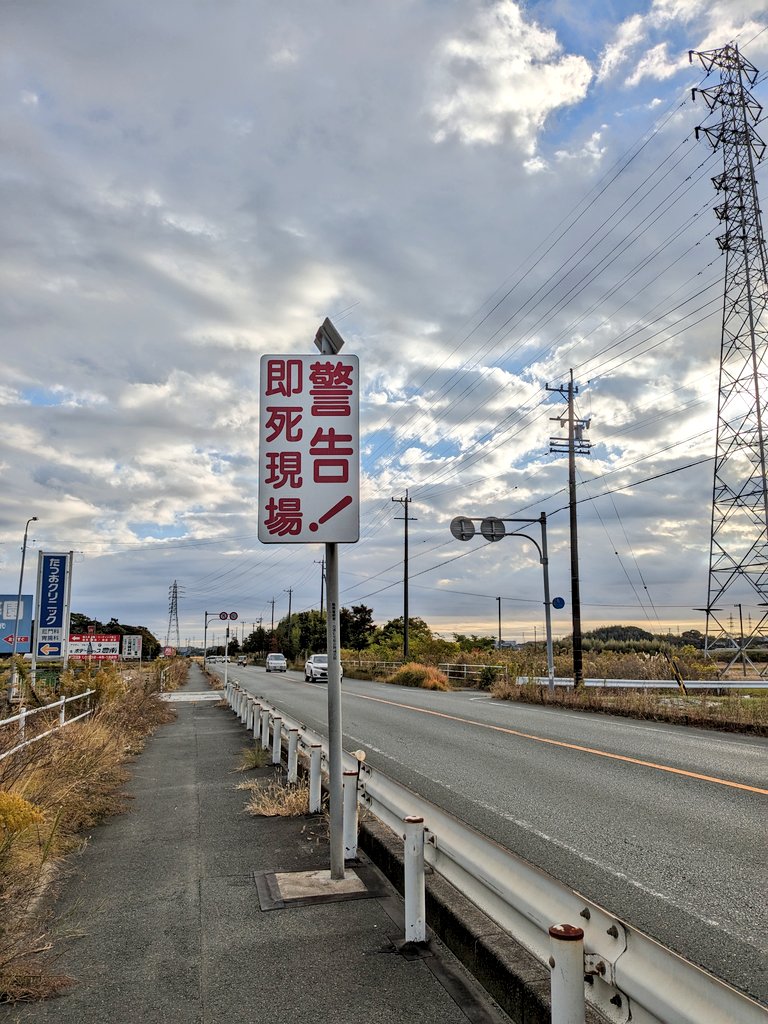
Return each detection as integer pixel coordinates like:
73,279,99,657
68,634,120,660
122,634,143,659
258,354,359,543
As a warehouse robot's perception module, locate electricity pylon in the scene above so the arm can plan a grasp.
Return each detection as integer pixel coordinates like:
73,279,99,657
691,43,768,673
166,580,182,651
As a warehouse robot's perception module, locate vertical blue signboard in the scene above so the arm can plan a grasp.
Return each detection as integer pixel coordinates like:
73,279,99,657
0,595,33,654
35,552,72,659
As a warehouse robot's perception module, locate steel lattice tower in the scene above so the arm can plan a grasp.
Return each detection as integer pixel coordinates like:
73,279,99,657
692,44,768,670
166,580,181,651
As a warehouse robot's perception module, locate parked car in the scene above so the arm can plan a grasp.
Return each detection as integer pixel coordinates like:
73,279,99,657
265,653,287,672
304,654,344,683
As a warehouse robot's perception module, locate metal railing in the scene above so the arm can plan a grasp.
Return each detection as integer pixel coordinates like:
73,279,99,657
0,691,96,762
225,679,766,1024
439,663,509,683
518,676,768,689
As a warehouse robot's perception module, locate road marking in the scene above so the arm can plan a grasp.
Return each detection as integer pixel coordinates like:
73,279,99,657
349,692,768,796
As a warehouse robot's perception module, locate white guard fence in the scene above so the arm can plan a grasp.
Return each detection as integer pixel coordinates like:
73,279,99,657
0,690,96,762
224,680,766,1024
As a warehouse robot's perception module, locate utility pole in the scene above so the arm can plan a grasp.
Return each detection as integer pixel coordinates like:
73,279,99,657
270,597,275,633
284,588,293,654
496,597,501,649
548,370,591,687
392,490,417,660
315,558,325,616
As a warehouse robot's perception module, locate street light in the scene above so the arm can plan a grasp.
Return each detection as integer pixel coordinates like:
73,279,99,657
12,512,37,655
11,516,37,698
450,512,559,692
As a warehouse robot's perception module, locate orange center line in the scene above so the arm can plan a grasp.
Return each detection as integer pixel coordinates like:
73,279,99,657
349,692,768,796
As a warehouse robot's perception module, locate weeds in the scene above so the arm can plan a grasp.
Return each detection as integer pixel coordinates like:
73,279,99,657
241,778,310,817
385,663,450,690
235,745,269,772
0,659,184,1002
491,679,768,734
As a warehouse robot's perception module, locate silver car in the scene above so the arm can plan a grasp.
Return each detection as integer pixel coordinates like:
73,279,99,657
265,653,287,672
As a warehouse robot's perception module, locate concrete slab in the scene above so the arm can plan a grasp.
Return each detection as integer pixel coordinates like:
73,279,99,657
274,867,367,899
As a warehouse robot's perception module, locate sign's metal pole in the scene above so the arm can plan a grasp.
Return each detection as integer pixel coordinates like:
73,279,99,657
540,513,555,694
325,539,344,879
224,624,229,693
321,319,346,879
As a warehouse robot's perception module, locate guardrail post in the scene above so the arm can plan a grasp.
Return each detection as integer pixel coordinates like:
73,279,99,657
309,744,322,812
271,716,282,765
244,696,252,731
239,690,246,723
343,770,358,860
548,924,585,1024
252,703,262,739
403,815,426,944
58,698,65,727
18,706,26,743
287,729,299,784
260,708,270,750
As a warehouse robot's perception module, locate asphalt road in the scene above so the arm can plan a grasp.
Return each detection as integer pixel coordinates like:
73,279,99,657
217,665,768,1004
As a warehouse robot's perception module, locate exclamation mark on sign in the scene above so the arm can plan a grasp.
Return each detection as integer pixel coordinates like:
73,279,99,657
309,495,353,532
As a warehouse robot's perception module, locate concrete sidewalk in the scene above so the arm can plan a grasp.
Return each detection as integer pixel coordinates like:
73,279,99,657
7,666,510,1024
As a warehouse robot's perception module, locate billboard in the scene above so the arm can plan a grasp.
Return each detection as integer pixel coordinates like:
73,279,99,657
0,595,33,655
258,354,359,543
68,634,120,661
35,552,73,659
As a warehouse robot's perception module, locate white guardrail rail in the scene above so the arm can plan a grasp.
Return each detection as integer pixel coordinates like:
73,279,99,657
224,680,767,1024
0,690,96,762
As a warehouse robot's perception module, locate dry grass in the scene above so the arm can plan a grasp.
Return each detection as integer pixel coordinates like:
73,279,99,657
491,679,768,734
0,660,182,1002
241,778,310,817
385,663,450,690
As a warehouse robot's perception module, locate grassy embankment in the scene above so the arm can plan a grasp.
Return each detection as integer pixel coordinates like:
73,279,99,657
349,648,767,734
0,657,187,1002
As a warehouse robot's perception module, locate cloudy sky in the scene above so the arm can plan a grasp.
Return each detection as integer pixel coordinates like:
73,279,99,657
2,0,767,647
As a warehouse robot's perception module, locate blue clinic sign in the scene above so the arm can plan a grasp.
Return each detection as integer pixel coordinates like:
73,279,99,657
35,552,73,659
0,595,34,655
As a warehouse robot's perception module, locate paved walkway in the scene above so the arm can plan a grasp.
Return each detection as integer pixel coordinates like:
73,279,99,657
7,666,509,1024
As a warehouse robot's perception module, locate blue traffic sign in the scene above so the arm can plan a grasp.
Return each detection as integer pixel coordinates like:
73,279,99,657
552,596,566,610
0,594,33,654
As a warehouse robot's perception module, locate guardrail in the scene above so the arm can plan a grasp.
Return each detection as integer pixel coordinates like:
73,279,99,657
224,678,766,1024
518,677,768,689
0,691,96,762
439,663,509,683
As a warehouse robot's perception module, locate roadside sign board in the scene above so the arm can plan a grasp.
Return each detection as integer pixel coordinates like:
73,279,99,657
69,634,120,660
34,552,73,660
0,595,33,654
258,354,359,544
122,635,143,660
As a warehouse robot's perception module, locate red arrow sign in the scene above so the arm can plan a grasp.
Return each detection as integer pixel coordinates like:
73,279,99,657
3,634,29,646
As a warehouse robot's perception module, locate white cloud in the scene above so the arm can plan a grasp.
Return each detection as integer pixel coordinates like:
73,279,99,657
430,0,592,153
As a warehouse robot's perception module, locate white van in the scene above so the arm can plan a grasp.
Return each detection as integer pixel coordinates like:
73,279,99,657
265,653,288,672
